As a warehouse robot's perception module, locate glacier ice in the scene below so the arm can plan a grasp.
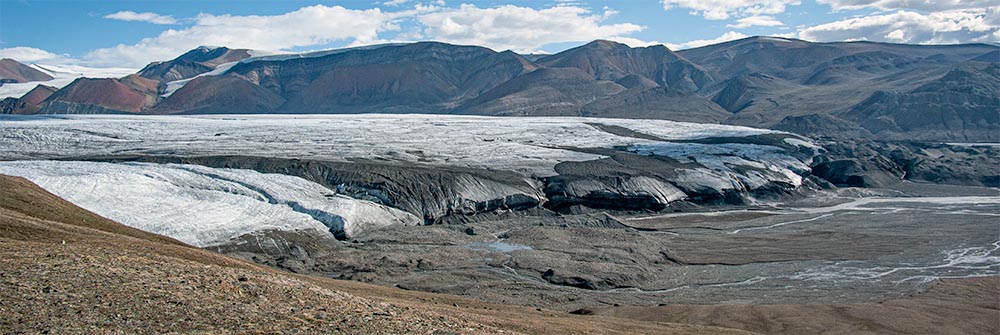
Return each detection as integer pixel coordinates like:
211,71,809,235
0,160,420,247
0,114,810,180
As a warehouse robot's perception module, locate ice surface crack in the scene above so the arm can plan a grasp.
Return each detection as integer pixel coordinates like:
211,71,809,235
171,165,348,238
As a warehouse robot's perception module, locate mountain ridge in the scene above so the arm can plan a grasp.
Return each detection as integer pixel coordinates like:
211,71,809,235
5,37,997,141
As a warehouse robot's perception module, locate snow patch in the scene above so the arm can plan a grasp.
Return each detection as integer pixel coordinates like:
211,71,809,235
161,61,239,98
241,44,407,63
758,37,795,43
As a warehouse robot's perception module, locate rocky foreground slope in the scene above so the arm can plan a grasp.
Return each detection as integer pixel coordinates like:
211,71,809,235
593,276,1000,335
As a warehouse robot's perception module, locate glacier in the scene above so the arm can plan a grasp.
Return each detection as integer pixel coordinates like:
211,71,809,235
0,114,803,178
0,114,819,226
0,160,420,247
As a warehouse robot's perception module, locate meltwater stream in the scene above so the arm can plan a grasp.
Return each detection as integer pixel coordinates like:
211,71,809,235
729,194,1000,300
791,240,1000,284
598,192,1000,303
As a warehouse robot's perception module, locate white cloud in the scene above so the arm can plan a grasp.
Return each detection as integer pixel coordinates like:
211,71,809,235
104,11,177,25
611,37,665,48
798,8,999,45
416,4,647,53
817,0,996,12
82,4,653,67
381,0,410,6
884,29,905,41
661,0,801,20
84,5,407,67
665,31,749,50
0,47,72,64
728,15,784,28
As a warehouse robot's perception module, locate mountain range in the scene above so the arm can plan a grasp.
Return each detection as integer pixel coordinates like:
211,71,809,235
2,37,997,141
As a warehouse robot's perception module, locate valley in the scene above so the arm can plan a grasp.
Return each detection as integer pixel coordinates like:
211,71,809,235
0,114,996,320
1,33,997,334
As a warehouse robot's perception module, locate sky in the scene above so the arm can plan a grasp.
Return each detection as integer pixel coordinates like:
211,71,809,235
0,0,997,69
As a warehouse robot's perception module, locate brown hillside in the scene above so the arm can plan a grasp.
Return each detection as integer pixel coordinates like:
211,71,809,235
0,58,53,83
42,75,159,113
20,84,58,105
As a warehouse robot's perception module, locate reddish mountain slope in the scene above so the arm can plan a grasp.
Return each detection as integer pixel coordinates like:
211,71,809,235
20,84,58,105
163,42,538,114
0,84,58,115
0,58,53,84
41,75,159,113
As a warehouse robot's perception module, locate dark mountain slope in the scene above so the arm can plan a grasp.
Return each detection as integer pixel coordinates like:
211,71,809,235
840,63,1000,141
676,37,999,139
460,40,723,120
581,86,731,123
455,67,625,116
0,97,39,114
154,75,286,114
679,37,995,84
539,40,711,92
971,49,999,62
711,72,794,114
772,113,873,139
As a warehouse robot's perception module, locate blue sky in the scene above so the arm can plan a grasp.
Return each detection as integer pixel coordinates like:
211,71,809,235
1,0,997,68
